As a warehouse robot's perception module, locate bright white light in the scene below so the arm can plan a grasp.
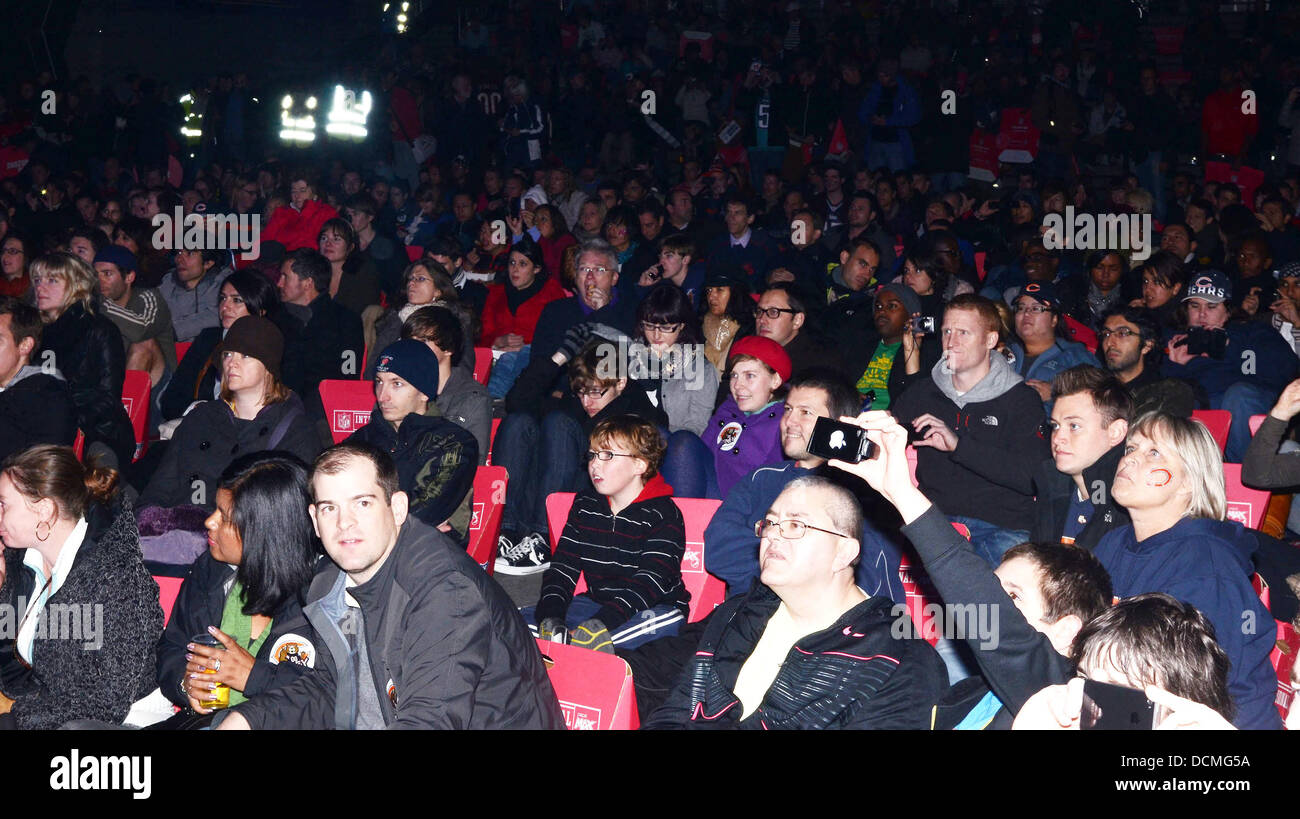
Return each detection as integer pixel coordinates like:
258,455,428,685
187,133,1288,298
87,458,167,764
383,2,390,9
279,129,316,144
180,94,192,103
401,1,409,8
180,127,203,138
306,97,317,110
281,95,293,109
326,86,373,140
397,13,407,21
251,97,259,103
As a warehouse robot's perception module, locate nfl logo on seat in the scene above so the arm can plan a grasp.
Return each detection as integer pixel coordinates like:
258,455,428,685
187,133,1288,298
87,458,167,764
560,701,601,730
121,397,134,415
470,501,484,531
1226,502,1250,526
682,542,703,573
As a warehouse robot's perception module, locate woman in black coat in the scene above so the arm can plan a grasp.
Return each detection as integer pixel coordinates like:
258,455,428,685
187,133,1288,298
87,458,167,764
0,445,162,729
31,252,135,468
155,452,322,727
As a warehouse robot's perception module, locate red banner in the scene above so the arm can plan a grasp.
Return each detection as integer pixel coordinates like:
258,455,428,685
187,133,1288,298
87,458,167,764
1205,161,1264,211
969,129,998,183
996,108,1040,164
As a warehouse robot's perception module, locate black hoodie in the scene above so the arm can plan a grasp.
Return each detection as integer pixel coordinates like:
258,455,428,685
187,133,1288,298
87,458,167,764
1031,443,1131,552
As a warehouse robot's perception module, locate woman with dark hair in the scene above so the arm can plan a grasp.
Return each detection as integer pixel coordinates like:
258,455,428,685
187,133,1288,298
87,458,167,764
531,203,576,278
0,445,161,729
318,217,382,315
697,266,756,374
154,452,321,727
632,282,718,436
1062,249,1129,331
602,205,640,268
480,235,566,398
902,244,972,319
365,259,476,381
112,216,170,289
1127,250,1186,329
160,268,288,422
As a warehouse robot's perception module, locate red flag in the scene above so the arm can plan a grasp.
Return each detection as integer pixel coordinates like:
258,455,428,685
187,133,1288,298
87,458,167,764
825,118,850,162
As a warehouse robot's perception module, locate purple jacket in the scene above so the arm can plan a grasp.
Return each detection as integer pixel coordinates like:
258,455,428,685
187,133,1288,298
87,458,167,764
702,397,784,497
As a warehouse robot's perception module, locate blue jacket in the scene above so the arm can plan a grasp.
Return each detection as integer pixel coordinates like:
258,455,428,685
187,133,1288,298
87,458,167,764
1008,338,1098,414
1160,321,1299,403
1093,517,1281,729
705,230,780,290
703,461,904,606
857,78,922,168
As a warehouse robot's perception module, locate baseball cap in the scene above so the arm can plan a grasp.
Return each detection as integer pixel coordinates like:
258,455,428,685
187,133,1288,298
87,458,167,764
1183,271,1232,304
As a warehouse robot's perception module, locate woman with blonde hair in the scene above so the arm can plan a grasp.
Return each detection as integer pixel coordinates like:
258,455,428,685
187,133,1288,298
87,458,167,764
31,252,135,468
0,444,162,729
1092,411,1280,729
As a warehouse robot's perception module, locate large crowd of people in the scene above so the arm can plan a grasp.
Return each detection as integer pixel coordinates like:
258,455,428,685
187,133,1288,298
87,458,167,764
1,0,1300,731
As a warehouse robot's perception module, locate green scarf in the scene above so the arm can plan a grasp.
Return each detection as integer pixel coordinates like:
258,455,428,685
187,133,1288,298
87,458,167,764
219,580,273,707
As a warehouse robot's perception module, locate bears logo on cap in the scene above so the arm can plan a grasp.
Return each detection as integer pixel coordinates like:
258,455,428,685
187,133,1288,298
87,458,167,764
1186,275,1226,301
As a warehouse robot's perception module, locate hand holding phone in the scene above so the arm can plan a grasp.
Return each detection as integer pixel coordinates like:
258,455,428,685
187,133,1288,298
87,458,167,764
807,416,879,463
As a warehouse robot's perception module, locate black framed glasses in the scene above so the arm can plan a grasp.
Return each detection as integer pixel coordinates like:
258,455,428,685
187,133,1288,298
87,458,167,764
576,386,611,400
754,518,850,540
587,450,638,462
640,321,684,335
754,306,798,319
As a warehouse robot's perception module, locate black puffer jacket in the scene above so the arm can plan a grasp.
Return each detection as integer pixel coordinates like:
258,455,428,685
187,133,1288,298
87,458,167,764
38,301,135,466
218,517,566,729
139,393,322,510
157,552,323,709
0,366,78,463
0,499,163,729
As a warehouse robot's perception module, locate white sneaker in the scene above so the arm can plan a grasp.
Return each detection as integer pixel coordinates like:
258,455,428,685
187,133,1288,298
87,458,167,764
494,532,551,575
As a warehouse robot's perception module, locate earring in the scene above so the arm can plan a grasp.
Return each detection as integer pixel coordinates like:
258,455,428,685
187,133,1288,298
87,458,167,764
35,521,51,542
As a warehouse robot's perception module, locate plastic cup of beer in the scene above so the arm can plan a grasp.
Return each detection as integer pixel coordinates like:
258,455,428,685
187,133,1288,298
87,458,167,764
190,632,230,710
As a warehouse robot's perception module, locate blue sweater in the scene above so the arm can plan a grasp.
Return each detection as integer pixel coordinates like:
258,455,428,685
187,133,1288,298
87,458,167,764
1092,517,1281,729
702,461,904,606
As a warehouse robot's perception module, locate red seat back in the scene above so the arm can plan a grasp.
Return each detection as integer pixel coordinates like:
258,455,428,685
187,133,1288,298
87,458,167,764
1249,414,1267,437
319,379,376,444
1224,462,1270,529
535,638,639,730
1062,316,1098,354
545,492,726,623
894,522,970,647
467,466,507,574
1272,620,1300,723
154,575,184,627
486,417,502,465
121,369,152,461
72,430,85,461
974,251,987,283
174,341,192,362
1192,409,1231,454
473,347,493,386
405,244,423,262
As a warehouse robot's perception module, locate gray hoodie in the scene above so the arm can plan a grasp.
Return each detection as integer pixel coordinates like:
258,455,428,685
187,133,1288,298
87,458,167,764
932,350,1023,409
2,364,64,389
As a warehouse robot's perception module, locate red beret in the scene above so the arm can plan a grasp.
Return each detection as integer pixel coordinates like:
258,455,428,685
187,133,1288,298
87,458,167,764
728,335,792,382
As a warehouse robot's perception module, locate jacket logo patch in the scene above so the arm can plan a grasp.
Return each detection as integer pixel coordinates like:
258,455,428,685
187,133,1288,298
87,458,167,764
269,634,316,668
981,415,999,426
387,678,398,709
717,421,743,451
559,700,601,730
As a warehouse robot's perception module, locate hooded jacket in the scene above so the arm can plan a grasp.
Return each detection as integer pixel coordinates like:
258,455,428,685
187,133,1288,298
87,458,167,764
262,199,340,253
435,366,492,465
0,499,162,730
159,264,233,344
1159,320,1299,403
217,517,566,729
891,352,1050,532
702,397,785,498
1007,338,1098,398
157,551,322,710
0,365,77,464
536,473,689,631
1093,517,1281,729
1031,442,1131,552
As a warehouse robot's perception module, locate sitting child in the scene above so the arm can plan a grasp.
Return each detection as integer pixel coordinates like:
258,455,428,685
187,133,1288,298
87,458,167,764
524,415,690,652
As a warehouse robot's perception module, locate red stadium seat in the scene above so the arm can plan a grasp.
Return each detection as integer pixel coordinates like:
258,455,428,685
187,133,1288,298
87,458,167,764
545,492,726,623
1191,409,1231,454
1062,316,1097,354
1224,462,1270,529
486,417,501,465
473,347,492,386
318,379,376,444
174,341,192,362
895,522,969,648
535,638,639,730
1272,620,1299,723
466,466,507,575
405,244,422,262
1249,414,1267,437
154,575,184,628
72,430,85,461
974,251,987,283
122,369,152,462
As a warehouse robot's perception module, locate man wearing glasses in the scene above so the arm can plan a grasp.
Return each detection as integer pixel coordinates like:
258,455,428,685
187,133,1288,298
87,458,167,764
754,281,847,380
1097,306,1197,417
643,475,946,729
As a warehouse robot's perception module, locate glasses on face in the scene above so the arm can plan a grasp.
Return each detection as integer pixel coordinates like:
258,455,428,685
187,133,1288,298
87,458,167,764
641,321,683,335
587,450,637,462
576,386,611,400
579,266,611,276
754,517,849,540
1,248,22,256
408,274,433,285
1013,304,1051,315
754,306,797,319
1098,327,1139,340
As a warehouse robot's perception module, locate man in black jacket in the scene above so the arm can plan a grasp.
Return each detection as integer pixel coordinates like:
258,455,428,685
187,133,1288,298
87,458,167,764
277,248,365,437
0,297,77,463
216,444,564,730
645,475,946,729
1032,366,1132,552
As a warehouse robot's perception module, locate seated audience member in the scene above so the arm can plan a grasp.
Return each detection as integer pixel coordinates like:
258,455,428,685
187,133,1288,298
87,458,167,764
160,248,234,344
705,194,779,289
0,233,32,298
892,294,1050,565
277,249,365,428
769,209,831,291
342,194,403,300
214,444,565,730
424,236,488,318
32,252,135,468
479,237,566,398
754,280,846,379
261,171,339,254
635,233,705,304
93,245,177,387
901,243,974,320
160,269,288,422
346,340,477,546
643,476,947,729
495,338,668,575
1161,270,1298,461
829,411,1112,729
64,226,106,267
1243,378,1300,538
1092,412,1280,729
1158,222,1199,269
317,218,382,316
0,445,162,729
843,282,940,410
631,282,719,437
1128,250,1186,329
697,265,755,374
525,416,689,652
1013,594,1237,731
0,298,77,462
1098,307,1198,417
822,237,882,339
403,306,492,464
1269,261,1300,357
1060,250,1128,332
1032,366,1132,550
1007,282,1097,406
139,317,321,518
365,259,476,382
155,453,322,728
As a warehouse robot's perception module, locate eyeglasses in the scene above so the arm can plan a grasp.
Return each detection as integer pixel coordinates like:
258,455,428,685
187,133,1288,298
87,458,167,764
587,450,638,462
1098,327,1139,340
754,306,798,319
640,321,683,335
579,265,611,276
576,386,611,400
1,248,22,256
754,518,850,540
1013,304,1052,315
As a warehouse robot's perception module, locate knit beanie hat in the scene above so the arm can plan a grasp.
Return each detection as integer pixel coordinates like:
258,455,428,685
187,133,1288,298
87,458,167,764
876,282,921,317
221,315,285,378
374,339,441,400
